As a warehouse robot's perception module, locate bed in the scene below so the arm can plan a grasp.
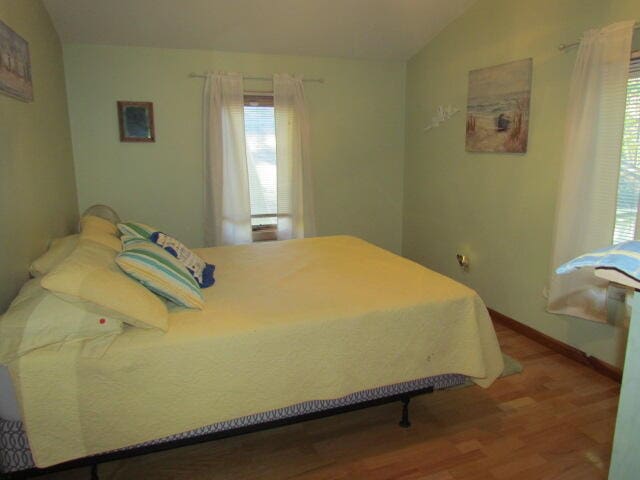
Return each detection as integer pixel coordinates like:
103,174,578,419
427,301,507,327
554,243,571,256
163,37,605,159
0,235,503,478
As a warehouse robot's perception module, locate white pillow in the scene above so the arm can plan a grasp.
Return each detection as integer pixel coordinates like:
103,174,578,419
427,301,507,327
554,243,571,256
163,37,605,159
29,234,79,277
41,239,169,331
0,279,123,363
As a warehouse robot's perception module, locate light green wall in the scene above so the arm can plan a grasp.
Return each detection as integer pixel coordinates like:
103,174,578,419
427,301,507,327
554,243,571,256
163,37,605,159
63,45,406,252
0,0,78,312
606,0,640,23
606,0,640,51
403,0,639,368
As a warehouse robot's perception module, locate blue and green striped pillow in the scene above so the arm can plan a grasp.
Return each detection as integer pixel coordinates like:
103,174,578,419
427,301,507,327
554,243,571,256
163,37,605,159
116,238,204,309
121,235,144,249
117,222,158,240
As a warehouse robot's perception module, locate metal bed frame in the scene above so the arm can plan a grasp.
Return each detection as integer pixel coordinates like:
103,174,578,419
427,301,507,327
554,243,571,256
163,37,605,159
1,386,434,480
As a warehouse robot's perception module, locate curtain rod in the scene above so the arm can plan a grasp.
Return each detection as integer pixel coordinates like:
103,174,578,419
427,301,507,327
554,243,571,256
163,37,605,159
189,73,324,83
558,21,640,51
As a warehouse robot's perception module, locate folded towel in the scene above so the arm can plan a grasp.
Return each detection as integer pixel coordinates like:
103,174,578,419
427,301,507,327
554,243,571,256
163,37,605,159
556,241,640,282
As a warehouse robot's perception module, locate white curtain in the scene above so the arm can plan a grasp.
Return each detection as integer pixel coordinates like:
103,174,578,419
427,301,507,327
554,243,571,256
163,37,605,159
203,72,253,246
547,21,635,322
273,74,316,240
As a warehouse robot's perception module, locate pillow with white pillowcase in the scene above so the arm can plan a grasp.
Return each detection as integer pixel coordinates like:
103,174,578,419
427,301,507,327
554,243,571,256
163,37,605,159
0,279,123,363
29,234,79,277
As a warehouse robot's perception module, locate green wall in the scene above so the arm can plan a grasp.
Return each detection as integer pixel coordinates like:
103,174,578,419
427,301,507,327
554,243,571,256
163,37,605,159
403,0,640,365
607,0,640,25
403,0,639,368
0,0,78,312
63,45,406,252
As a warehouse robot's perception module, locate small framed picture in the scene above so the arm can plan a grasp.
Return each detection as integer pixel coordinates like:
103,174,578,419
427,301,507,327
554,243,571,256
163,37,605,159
117,101,155,142
0,19,33,102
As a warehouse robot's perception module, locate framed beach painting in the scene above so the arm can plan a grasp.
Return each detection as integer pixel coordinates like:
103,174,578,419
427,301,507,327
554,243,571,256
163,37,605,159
0,19,33,102
465,58,532,153
117,101,155,142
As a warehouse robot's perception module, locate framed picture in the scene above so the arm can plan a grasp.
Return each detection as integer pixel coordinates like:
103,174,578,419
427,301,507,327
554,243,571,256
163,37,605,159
117,101,155,142
0,19,33,102
465,58,532,153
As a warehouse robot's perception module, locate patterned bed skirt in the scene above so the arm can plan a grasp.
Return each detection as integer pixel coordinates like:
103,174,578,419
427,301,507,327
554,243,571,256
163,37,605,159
0,373,466,473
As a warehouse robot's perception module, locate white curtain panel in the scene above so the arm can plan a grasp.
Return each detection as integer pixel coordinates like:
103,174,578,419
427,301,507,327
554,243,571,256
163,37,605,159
547,21,635,322
203,72,253,246
273,74,316,240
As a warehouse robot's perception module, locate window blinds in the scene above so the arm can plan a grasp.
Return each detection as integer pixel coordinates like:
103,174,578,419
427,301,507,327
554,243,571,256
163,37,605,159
244,105,277,226
613,54,640,244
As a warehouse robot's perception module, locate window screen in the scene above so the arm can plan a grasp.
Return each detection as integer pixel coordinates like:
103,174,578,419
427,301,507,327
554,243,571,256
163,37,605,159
613,54,640,244
244,96,277,228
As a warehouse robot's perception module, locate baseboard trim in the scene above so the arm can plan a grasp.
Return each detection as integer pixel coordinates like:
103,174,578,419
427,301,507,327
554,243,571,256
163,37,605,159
488,308,622,383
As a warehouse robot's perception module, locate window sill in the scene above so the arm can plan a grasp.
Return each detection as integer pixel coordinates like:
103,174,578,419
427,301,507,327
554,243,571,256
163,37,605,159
252,228,277,242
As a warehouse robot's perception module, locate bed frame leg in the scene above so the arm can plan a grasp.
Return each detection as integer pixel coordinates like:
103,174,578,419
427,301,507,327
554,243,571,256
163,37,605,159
398,395,411,428
90,463,99,480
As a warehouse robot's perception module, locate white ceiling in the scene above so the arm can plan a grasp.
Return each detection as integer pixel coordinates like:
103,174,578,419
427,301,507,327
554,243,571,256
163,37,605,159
42,0,476,61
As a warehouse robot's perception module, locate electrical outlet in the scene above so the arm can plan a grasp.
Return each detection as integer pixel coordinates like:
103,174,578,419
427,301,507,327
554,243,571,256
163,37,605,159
456,254,469,271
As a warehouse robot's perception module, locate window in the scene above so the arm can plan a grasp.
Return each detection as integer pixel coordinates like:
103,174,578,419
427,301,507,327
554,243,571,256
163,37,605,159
613,52,640,244
243,95,277,239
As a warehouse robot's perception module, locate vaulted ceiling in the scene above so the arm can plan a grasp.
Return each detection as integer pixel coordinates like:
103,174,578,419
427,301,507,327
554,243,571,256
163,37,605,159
42,0,476,60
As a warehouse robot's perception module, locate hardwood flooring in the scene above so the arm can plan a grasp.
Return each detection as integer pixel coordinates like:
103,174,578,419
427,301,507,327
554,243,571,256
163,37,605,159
42,322,619,479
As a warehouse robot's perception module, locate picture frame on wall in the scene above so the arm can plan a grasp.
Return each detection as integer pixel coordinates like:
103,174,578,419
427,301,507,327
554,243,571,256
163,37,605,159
117,101,155,142
465,58,532,153
0,19,33,102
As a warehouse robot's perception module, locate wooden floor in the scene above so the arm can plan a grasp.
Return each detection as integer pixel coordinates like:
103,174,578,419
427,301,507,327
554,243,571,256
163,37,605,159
43,322,620,480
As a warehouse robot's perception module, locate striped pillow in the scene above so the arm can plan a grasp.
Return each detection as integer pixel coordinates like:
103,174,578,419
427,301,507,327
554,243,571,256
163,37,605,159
121,235,143,249
116,238,204,309
117,222,158,240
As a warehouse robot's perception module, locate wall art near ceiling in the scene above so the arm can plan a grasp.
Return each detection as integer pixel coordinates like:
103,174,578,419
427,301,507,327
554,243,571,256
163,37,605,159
466,58,532,153
0,19,33,102
117,101,155,142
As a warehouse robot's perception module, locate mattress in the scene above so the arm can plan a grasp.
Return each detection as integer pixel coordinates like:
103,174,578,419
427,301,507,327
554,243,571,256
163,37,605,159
9,235,504,467
1,373,467,473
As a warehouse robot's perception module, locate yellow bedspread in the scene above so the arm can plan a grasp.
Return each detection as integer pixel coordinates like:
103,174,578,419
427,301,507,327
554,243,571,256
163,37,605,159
10,236,503,467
